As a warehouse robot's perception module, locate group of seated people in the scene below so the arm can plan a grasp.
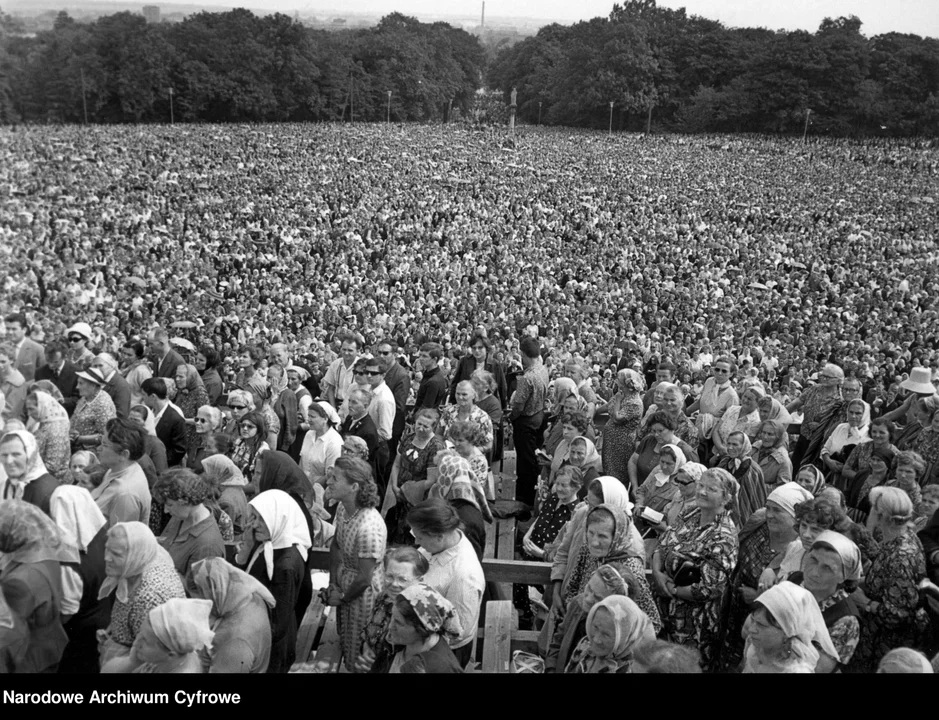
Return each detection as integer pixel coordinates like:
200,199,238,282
1,314,938,674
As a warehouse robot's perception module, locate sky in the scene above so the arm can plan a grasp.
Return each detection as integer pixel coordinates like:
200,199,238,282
203,0,938,37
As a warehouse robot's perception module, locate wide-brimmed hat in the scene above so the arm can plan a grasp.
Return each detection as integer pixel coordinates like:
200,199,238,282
900,367,936,395
75,367,107,387
66,322,93,341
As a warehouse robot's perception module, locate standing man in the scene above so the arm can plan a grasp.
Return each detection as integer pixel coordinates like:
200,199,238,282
322,333,359,410
414,342,448,413
376,341,409,464
642,360,677,411
509,336,549,507
91,418,151,527
6,313,44,383
91,353,132,419
149,328,184,379
142,377,188,467
35,340,81,414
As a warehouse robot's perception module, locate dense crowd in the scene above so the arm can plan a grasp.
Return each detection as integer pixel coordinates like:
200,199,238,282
0,123,938,674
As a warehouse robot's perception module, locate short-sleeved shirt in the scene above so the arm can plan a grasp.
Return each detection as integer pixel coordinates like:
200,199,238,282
158,512,226,577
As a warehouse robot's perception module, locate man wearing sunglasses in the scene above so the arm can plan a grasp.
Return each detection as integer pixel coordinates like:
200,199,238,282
375,342,409,465
686,357,739,462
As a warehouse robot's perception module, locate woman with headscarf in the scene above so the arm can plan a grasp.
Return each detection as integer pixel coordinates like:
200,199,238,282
0,429,60,514
742,581,839,673
97,521,186,670
267,364,298,453
246,375,280,450
716,431,766,526
185,405,222,474
716,481,810,671
652,467,739,671
428,450,492,558
111,598,215,674
564,595,655,674
561,436,602,498
173,364,209,449
152,468,225,577
186,557,276,673
712,386,765,462
25,390,71,481
0,500,76,672
240,488,313,673
546,412,590,489
385,583,464,674
878,648,935,673
285,365,313,462
795,464,828,497
635,443,686,536
628,411,699,495
202,455,249,554
789,531,863,670
757,395,792,432
599,369,645,484
787,364,845,470
750,419,792,490
49,485,111,674
821,398,871,484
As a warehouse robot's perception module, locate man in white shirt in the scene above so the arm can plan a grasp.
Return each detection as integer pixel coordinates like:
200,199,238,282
91,417,152,527
323,333,360,409
364,356,395,443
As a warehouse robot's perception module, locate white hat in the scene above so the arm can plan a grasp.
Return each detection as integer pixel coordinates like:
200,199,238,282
66,322,93,341
900,367,936,395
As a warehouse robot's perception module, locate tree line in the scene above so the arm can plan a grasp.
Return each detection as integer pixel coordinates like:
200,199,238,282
0,10,484,124
1,1,937,136
488,0,939,136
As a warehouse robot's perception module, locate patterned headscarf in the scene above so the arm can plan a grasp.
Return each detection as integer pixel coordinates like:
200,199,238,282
176,364,205,394
202,455,247,488
246,375,271,402
0,499,77,565
796,465,827,496
187,557,276,618
28,390,69,430
566,595,655,674
677,462,707,484
566,504,642,600
767,482,814,519
429,451,492,523
50,485,106,553
755,581,839,667
98,521,174,603
148,598,215,655
397,583,463,641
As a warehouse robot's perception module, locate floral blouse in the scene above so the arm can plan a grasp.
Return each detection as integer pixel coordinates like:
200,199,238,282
659,508,739,604
35,421,71,480
817,589,860,665
439,405,494,453
69,390,116,440
866,530,926,628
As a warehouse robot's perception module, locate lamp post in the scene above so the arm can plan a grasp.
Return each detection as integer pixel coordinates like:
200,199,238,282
169,87,174,125
802,108,811,144
448,97,453,124
387,90,392,124
538,101,542,125
609,101,614,136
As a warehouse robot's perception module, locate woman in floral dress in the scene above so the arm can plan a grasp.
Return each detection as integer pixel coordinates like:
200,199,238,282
600,369,644,483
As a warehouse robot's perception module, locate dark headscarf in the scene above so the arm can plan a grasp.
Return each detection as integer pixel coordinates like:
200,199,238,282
251,450,315,562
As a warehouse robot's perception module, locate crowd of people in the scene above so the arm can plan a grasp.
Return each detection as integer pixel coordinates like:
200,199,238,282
1,123,938,674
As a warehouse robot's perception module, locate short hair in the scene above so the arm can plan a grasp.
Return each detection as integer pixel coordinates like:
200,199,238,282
365,355,390,374
896,450,926,477
197,405,223,430
447,420,477,445
414,408,440,427
239,345,262,366
870,417,896,440
556,465,585,489
383,545,430,576
921,485,939,504
470,333,491,351
471,369,497,395
338,333,360,348
152,468,210,506
45,339,68,357
408,498,461,536
794,498,846,530
702,467,738,510
455,380,476,399
199,346,220,370
877,648,933,674
632,640,702,673
105,417,146,461
207,432,233,456
420,342,443,361
870,486,914,527
714,356,737,373
519,336,541,359
142,377,167,400
150,327,170,343
4,313,26,329
560,411,590,435
334,455,380,508
122,341,145,359
83,464,107,488
661,383,685,401
657,361,677,376
647,410,677,432
348,386,373,407
94,353,119,375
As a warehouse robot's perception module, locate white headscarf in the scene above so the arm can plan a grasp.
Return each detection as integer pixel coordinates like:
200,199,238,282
148,597,216,655
810,530,863,582
130,404,158,437
50,485,106,552
98,521,174,603
595,476,634,515
757,581,839,666
26,390,69,433
0,430,50,494
766,482,813,518
247,489,312,580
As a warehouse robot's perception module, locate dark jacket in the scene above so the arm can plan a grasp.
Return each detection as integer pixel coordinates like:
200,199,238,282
104,372,132,420
59,526,112,674
416,366,448,411
154,350,185,380
35,361,80,415
448,354,507,409
155,406,188,467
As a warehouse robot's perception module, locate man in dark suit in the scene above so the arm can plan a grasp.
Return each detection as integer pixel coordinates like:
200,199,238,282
91,353,132,419
414,342,448,416
340,386,385,496
6,313,45,383
375,341,410,466
34,340,80,415
142,377,188,467
149,328,184,379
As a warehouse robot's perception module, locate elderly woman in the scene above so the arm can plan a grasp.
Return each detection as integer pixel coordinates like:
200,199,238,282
742,581,839,673
385,583,464,673
652,467,739,672
224,389,255,435
25,390,71,480
174,364,209,446
202,454,249,552
152,468,225,576
429,450,492,559
851,487,930,672
186,405,222,473
757,395,792,431
299,401,343,495
546,412,590,488
821,398,871,483
877,648,935,673
50,485,111,674
267,364,298,453
355,546,429,674
599,369,645,484
628,411,698,496
186,557,276,673
0,429,61,513
325,456,386,673
439,380,494,457
717,482,810,670
384,408,446,543
635,444,686,534
70,368,117,451
562,436,602,497
246,375,281,451
716,431,766,526
564,595,655,674
639,383,698,448
787,363,845,469
712,386,765,461
230,410,270,484
97,522,186,669
0,500,77,673
241,489,313,673
471,369,503,459
750,420,792,490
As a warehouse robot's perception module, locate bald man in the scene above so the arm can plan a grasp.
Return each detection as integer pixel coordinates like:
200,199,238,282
91,353,132,419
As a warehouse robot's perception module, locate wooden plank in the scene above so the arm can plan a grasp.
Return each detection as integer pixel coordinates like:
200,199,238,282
294,591,327,665
501,451,517,488
310,607,343,673
481,600,514,674
484,517,497,560
496,518,517,599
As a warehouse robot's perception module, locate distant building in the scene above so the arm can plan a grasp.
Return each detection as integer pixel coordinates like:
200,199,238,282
142,6,160,23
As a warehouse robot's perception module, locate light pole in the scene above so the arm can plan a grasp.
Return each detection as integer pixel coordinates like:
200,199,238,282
802,108,811,144
80,68,89,125
169,87,174,125
448,98,453,124
538,101,542,125
609,101,614,136
387,90,392,124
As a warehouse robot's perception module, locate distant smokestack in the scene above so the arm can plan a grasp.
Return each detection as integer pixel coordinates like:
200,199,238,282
481,1,485,28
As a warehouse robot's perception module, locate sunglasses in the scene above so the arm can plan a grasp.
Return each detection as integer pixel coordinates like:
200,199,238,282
365,370,382,376
229,405,247,410
675,477,695,486
195,418,209,423
713,368,730,373
239,423,257,430
377,350,392,356
68,337,84,343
